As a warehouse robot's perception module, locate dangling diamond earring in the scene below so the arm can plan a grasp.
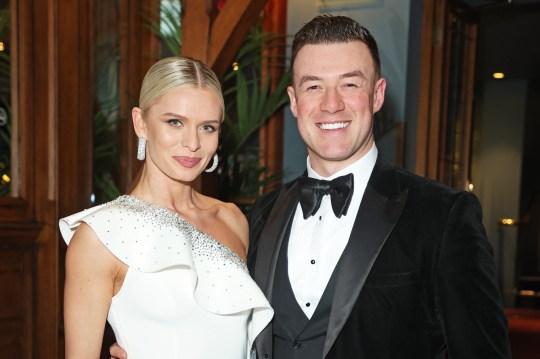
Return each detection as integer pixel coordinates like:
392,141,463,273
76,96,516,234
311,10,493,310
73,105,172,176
137,137,146,161
205,154,219,173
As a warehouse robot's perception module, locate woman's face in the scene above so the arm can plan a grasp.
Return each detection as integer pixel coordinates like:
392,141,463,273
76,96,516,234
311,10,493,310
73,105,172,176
133,87,222,183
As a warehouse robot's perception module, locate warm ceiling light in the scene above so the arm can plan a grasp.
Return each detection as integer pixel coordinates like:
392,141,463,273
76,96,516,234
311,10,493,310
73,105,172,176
492,72,505,79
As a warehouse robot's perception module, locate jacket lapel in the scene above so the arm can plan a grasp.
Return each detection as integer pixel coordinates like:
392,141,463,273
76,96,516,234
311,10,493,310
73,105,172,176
322,165,408,357
254,180,300,296
254,181,300,358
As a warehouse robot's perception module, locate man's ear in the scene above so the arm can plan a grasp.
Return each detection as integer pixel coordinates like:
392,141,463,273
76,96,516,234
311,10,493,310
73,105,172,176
287,86,298,117
132,107,147,138
373,78,386,113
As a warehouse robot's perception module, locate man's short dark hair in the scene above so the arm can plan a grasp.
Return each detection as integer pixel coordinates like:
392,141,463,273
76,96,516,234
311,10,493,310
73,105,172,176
291,15,381,80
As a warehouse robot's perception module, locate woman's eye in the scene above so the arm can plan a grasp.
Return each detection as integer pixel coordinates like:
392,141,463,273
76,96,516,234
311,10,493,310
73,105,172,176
167,119,182,126
201,124,216,133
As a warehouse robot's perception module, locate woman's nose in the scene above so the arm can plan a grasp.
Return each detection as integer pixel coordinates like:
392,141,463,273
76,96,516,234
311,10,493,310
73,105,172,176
182,129,201,152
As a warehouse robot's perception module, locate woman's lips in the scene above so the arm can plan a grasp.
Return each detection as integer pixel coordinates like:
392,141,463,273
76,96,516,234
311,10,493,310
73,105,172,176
174,156,202,168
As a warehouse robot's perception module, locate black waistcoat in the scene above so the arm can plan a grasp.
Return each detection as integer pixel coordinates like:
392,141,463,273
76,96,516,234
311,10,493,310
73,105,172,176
271,229,342,359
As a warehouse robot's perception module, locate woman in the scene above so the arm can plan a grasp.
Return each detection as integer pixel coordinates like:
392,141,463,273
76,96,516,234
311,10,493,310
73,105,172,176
60,56,273,359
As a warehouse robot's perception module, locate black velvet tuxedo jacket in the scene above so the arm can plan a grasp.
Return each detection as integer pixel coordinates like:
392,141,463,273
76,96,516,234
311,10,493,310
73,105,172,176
248,157,511,359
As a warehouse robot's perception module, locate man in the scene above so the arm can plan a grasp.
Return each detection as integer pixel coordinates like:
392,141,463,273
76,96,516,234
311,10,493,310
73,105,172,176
247,15,510,358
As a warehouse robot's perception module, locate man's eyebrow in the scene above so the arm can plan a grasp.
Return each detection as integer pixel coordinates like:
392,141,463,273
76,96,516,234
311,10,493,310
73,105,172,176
340,70,367,80
298,75,322,87
297,71,368,87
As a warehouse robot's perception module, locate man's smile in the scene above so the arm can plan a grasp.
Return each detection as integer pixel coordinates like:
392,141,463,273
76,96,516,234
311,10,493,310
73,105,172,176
317,121,351,130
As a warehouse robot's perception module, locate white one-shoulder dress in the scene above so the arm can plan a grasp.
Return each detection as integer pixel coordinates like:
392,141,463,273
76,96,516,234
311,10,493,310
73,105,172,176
59,195,273,359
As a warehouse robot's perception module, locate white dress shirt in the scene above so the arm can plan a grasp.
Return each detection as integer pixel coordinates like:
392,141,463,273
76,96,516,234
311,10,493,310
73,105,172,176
287,144,378,318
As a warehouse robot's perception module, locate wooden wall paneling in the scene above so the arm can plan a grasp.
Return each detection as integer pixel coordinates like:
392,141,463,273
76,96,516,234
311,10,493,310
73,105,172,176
56,0,94,354
415,0,434,177
34,0,60,356
436,10,453,183
434,10,478,189
0,223,41,359
182,0,212,63
118,0,160,192
0,1,39,358
428,0,447,180
416,0,447,179
259,0,287,191
206,0,267,79
57,0,93,217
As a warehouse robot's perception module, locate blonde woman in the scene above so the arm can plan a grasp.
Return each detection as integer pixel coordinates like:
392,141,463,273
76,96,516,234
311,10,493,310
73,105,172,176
61,57,272,359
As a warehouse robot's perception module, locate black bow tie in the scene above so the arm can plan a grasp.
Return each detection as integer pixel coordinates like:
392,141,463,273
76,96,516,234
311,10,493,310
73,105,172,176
298,173,354,219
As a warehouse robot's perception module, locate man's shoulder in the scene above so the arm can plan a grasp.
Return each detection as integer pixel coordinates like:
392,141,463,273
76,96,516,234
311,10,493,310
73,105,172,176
374,158,465,200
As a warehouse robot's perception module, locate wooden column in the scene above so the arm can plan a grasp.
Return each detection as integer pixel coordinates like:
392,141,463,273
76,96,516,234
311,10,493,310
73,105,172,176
33,0,60,357
416,0,447,179
259,0,287,191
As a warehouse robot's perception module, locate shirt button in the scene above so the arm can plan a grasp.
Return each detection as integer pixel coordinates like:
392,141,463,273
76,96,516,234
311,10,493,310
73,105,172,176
293,341,302,349
311,259,316,264
306,302,311,307
264,355,269,358
319,215,322,220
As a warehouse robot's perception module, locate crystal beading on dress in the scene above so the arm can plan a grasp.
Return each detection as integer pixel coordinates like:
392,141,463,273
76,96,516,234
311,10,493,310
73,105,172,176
108,195,248,271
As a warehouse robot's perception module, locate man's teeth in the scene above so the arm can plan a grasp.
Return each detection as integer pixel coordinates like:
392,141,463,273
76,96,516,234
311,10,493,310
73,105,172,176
319,122,349,130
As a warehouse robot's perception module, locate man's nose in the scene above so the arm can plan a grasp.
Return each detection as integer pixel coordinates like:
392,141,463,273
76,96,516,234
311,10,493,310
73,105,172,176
320,88,345,113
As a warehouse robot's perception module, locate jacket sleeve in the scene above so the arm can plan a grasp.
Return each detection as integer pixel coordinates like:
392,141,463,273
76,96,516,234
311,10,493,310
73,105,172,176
435,191,511,358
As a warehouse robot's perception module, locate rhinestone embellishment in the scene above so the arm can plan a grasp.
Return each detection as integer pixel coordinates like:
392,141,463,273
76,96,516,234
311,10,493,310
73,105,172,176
106,195,248,271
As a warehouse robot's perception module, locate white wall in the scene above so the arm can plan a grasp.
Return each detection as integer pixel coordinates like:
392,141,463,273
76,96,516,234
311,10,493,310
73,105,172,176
283,0,415,181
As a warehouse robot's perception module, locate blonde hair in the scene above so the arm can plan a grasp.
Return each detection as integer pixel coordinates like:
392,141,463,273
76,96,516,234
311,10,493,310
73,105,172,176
139,56,224,120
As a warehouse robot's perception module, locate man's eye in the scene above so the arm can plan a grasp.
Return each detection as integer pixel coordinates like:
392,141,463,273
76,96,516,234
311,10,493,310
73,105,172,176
345,83,358,88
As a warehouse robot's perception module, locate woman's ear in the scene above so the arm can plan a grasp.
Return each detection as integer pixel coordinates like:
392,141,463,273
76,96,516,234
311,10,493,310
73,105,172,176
132,107,147,138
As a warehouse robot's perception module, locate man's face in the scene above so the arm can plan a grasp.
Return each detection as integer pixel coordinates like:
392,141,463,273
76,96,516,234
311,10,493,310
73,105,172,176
288,41,386,177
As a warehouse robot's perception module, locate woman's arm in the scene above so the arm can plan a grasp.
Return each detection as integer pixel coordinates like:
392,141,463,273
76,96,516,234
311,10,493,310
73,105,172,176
64,223,119,359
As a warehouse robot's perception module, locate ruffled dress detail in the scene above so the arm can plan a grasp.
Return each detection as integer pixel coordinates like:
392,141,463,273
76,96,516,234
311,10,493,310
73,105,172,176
60,195,273,359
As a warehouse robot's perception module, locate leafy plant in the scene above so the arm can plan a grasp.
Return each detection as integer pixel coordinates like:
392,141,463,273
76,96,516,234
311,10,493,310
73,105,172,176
144,0,182,56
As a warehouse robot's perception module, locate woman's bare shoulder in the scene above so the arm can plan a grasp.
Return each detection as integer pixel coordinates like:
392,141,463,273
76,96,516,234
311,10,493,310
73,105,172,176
67,222,125,276
198,195,249,247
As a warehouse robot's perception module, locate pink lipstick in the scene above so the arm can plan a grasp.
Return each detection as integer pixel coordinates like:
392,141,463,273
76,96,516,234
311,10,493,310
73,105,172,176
174,156,202,168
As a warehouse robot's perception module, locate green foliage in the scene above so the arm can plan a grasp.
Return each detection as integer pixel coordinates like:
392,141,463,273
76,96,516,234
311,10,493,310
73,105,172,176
144,0,182,56
219,26,290,200
224,67,290,155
